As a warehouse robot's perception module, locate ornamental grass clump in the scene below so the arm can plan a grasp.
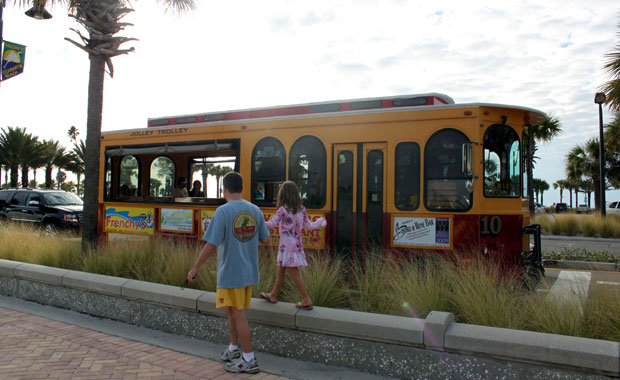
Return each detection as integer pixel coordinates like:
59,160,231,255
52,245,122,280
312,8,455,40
552,214,580,236
349,248,399,315
582,284,620,341
524,281,588,338
444,253,528,330
0,223,81,267
390,255,451,319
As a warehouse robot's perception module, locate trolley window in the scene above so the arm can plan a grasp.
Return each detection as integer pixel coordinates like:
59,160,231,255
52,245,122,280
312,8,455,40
149,156,175,197
484,124,520,197
424,129,472,211
289,135,326,209
522,131,530,198
252,137,286,205
119,156,140,197
395,142,420,210
104,157,112,200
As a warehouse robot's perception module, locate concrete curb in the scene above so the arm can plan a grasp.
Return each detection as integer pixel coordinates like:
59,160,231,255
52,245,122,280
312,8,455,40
544,260,618,272
0,259,617,379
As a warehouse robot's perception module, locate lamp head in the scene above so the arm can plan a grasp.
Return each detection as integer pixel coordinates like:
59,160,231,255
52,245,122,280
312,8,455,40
594,92,607,105
25,4,52,20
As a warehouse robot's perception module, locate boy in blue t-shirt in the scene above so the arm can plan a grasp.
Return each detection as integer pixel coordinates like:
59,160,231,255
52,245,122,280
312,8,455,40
188,171,271,374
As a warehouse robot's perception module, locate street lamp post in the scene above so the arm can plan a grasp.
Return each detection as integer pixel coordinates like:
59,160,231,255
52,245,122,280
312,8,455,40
595,92,606,217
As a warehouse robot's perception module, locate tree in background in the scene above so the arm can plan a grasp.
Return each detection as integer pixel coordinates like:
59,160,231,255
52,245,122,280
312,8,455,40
66,140,86,197
526,115,562,217
209,165,233,198
605,112,620,189
40,140,71,190
532,178,550,205
67,126,79,142
16,0,197,249
601,22,620,111
0,127,32,187
552,179,568,203
565,138,613,210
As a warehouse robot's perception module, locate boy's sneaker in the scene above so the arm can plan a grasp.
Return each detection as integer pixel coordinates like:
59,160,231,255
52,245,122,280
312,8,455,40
224,357,260,374
220,348,241,362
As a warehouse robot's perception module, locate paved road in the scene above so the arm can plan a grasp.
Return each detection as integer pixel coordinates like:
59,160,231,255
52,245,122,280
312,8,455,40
0,295,395,380
542,235,620,255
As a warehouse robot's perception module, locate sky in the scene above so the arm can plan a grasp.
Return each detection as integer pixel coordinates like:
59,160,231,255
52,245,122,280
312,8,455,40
0,0,619,206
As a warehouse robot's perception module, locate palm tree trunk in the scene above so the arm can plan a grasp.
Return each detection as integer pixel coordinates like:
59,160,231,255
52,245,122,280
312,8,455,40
592,172,600,211
45,166,53,189
81,55,106,251
21,166,29,188
527,134,535,218
10,165,18,188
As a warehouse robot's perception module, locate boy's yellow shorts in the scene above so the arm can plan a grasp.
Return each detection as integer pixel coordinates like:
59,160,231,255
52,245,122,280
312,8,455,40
216,286,253,310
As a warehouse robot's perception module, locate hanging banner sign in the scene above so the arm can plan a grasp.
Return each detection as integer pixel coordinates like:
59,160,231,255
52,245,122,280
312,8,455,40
2,41,26,81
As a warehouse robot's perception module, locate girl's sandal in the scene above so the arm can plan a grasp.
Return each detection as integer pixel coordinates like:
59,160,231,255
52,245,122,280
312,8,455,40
295,302,313,310
259,292,277,304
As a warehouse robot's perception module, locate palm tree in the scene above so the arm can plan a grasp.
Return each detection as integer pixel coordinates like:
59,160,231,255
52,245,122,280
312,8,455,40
18,0,197,249
67,126,79,142
539,179,550,205
208,165,233,198
606,112,620,188
19,134,44,188
532,178,549,204
40,140,71,189
0,126,32,187
565,138,607,211
552,179,568,203
526,115,562,217
601,22,620,111
65,140,86,196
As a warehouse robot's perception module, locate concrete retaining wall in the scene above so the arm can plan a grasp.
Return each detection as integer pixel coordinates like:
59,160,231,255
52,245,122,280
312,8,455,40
0,259,617,379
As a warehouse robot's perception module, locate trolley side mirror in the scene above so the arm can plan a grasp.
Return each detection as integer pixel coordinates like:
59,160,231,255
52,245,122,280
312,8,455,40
462,142,473,177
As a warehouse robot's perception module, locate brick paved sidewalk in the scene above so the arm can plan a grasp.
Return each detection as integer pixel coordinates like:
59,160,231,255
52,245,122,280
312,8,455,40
0,307,291,380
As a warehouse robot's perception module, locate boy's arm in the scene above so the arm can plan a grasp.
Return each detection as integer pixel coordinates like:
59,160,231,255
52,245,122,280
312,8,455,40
188,242,217,282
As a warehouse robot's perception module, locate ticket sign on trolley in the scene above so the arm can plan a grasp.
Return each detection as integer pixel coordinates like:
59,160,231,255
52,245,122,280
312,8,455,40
104,206,155,235
263,211,325,250
392,215,452,249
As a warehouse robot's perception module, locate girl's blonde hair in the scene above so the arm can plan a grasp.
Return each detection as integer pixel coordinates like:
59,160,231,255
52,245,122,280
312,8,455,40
276,181,303,214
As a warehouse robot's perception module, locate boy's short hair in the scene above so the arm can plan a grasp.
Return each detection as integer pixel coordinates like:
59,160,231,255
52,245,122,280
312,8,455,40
223,171,243,193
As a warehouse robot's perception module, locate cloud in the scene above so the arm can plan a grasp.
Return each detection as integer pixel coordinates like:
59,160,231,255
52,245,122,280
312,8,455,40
300,11,335,26
269,15,292,32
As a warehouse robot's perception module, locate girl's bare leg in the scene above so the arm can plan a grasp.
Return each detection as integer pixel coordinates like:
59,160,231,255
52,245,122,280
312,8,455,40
268,266,286,302
287,267,311,306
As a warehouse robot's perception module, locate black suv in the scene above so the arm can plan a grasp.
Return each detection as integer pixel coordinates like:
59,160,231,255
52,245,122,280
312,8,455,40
555,203,568,213
0,188,83,233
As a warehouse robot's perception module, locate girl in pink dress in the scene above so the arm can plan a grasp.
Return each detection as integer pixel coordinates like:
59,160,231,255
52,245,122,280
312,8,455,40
260,181,326,310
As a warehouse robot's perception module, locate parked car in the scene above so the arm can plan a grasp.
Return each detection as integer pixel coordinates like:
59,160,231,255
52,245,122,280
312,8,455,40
576,204,590,214
555,203,568,213
534,203,547,213
0,188,83,233
607,201,620,215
